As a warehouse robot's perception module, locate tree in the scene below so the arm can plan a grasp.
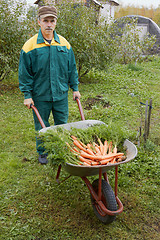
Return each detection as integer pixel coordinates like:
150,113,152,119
56,1,117,80
0,0,36,81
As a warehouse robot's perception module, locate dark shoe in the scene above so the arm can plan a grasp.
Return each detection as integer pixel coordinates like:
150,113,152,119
38,154,48,164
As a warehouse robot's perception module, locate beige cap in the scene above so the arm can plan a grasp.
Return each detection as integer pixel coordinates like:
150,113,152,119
38,6,57,19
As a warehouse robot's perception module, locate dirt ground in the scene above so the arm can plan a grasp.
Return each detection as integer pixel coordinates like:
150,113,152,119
84,95,110,110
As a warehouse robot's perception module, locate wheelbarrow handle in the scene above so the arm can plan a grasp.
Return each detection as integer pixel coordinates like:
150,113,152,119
30,98,85,128
30,104,46,128
75,97,85,121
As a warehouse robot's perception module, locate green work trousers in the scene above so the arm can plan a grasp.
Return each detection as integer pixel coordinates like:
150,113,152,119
32,98,69,155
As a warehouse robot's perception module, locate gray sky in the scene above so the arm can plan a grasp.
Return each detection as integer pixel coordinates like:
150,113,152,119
119,0,160,8
27,0,160,8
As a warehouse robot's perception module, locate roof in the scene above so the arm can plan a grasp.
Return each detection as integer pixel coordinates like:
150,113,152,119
109,0,119,6
92,0,104,8
97,0,119,6
34,0,45,7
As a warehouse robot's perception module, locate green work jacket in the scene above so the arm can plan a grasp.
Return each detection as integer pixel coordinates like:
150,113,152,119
19,29,79,102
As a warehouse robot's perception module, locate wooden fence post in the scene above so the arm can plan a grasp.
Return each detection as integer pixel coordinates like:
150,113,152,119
144,100,148,142
143,99,152,142
147,99,152,138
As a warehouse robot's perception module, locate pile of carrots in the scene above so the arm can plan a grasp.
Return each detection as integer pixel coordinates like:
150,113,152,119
66,136,126,166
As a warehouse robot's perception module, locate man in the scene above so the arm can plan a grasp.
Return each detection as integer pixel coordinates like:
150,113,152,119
19,5,81,164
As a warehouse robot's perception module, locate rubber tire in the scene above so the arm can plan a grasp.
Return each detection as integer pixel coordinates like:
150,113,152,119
90,179,117,224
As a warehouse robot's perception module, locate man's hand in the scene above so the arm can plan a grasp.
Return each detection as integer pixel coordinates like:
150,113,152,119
24,98,34,109
73,91,81,100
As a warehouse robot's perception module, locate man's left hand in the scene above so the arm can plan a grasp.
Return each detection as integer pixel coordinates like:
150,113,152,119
73,91,81,100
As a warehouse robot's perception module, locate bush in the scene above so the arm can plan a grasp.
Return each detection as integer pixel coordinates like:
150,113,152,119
56,1,118,80
0,0,36,81
114,18,156,64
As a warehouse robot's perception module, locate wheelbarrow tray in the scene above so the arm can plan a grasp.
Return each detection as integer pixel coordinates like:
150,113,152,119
40,120,137,177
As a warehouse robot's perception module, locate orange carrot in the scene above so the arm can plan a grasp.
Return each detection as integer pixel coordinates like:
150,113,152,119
82,162,91,166
86,144,95,155
109,158,116,164
86,148,95,156
79,154,100,165
66,142,71,148
87,143,91,148
100,152,124,160
71,135,77,140
91,161,100,166
73,147,80,153
80,151,98,160
71,136,88,148
108,141,112,154
113,152,124,157
103,140,108,155
80,150,122,161
93,142,102,154
73,140,87,152
99,158,113,165
78,140,88,149
66,142,78,154
98,138,104,154
87,143,95,152
95,146,101,155
113,145,117,154
93,142,99,148
79,156,92,165
116,155,126,162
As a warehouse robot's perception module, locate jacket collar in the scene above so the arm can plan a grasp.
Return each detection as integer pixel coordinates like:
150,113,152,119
37,29,60,44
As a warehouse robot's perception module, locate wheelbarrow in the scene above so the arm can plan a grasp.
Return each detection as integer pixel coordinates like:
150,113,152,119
31,98,137,224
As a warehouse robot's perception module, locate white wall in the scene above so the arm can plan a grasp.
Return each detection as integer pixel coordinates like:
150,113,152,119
99,2,115,23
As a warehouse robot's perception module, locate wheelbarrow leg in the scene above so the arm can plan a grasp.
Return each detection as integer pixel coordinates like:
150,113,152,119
103,166,120,198
56,164,72,184
56,164,62,184
103,172,109,184
115,166,118,197
98,168,102,201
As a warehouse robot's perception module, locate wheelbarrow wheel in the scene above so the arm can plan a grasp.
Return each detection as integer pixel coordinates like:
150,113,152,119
90,179,117,224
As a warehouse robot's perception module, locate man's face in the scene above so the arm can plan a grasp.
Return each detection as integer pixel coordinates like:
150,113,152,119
38,16,57,38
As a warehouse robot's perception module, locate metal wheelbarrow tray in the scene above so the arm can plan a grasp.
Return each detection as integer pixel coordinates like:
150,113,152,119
32,99,137,224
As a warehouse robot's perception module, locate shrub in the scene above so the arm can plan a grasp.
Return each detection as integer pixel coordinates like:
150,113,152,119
114,18,156,64
56,1,118,80
0,0,36,81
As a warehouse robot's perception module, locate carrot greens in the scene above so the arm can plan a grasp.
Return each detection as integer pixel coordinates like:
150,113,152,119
40,122,127,166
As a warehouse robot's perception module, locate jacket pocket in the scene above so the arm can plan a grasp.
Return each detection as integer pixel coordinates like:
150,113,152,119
32,48,50,75
56,46,68,53
56,46,68,76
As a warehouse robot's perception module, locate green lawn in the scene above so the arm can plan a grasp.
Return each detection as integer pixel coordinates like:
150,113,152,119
0,58,160,239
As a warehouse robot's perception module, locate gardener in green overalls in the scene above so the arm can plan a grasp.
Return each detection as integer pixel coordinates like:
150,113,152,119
19,5,81,164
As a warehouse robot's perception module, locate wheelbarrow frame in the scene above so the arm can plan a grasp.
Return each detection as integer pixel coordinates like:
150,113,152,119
56,163,123,216
31,98,137,223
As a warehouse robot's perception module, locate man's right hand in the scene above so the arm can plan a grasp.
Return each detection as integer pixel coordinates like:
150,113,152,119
24,98,34,109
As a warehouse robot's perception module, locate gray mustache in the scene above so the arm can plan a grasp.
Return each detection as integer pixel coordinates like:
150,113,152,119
45,27,53,30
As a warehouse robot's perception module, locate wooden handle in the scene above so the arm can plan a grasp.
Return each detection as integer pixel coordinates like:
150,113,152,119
75,97,85,121
30,104,46,128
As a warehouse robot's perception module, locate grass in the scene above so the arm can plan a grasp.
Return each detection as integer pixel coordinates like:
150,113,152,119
0,57,160,239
